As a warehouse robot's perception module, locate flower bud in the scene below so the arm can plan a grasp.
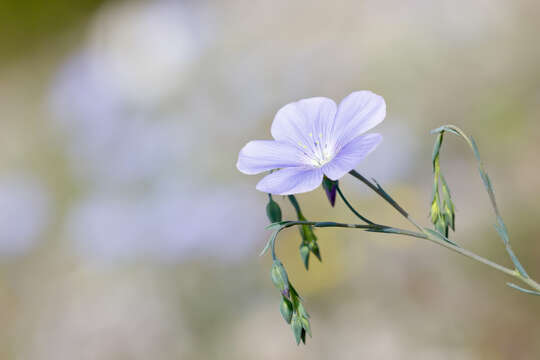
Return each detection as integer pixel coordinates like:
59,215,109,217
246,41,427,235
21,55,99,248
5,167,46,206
266,196,282,223
291,313,303,345
308,241,321,261
322,176,338,207
300,316,312,337
270,260,290,298
297,302,309,319
299,243,310,270
280,297,293,324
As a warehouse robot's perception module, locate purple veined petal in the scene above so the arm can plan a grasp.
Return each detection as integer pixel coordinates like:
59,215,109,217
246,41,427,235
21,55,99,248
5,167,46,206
256,167,324,195
271,97,337,156
333,91,386,148
237,140,309,175
322,133,382,181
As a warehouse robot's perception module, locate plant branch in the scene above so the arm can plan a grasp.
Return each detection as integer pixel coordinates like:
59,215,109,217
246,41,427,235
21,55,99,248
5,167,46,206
335,185,374,224
276,220,540,291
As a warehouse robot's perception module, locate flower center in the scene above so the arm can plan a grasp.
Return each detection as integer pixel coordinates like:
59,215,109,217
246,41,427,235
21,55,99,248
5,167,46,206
299,132,334,168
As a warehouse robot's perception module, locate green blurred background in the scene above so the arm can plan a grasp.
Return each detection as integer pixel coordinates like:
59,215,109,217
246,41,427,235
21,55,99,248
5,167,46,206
1,0,540,359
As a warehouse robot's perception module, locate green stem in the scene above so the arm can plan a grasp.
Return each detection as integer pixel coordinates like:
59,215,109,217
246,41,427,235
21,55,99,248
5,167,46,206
335,185,374,224
347,170,540,293
348,170,425,233
280,220,540,292
432,125,529,278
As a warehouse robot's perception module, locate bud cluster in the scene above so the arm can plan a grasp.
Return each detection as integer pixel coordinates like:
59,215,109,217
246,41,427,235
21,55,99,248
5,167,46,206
264,195,313,344
270,261,312,344
430,133,456,238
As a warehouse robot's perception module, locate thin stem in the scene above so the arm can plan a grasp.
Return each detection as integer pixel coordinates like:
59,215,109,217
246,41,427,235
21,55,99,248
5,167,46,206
335,185,374,224
348,170,425,233
280,220,426,240
280,220,538,289
347,170,540,293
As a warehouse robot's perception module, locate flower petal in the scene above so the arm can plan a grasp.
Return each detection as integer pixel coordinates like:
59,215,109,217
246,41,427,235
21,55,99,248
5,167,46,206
256,167,323,195
271,97,337,154
237,140,308,175
333,91,386,147
322,133,382,181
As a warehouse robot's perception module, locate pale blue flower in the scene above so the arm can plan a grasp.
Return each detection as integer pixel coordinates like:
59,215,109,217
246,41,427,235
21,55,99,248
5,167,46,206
237,91,385,195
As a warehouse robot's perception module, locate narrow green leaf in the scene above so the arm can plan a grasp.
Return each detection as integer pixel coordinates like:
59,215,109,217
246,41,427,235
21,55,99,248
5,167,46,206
507,283,540,296
265,221,290,230
259,230,279,256
432,132,443,169
424,228,458,246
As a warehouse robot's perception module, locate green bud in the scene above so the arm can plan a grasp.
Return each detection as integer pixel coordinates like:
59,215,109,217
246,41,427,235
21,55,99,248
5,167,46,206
440,175,455,231
280,297,294,324
430,194,440,224
299,243,310,270
270,260,290,298
442,200,455,231
292,313,303,345
300,316,312,337
308,241,321,261
435,214,448,237
266,196,282,223
297,302,309,319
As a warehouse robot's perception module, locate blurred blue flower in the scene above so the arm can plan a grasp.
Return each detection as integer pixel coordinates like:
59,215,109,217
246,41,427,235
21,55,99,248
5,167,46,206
65,184,263,263
0,175,51,257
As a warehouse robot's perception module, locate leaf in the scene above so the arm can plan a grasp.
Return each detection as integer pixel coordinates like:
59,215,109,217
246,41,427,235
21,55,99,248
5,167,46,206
432,132,443,169
259,230,279,256
424,228,458,246
265,221,290,230
506,283,540,296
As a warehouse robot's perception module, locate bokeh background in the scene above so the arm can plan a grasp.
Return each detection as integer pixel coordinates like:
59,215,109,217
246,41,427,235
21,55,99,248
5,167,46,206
1,0,540,359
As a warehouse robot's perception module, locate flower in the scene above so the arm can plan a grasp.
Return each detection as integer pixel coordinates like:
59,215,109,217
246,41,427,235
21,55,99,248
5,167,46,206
237,91,385,195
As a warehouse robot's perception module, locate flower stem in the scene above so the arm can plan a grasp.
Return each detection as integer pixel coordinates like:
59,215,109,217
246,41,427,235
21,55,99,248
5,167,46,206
348,170,425,233
280,220,540,291
347,169,540,293
335,185,374,224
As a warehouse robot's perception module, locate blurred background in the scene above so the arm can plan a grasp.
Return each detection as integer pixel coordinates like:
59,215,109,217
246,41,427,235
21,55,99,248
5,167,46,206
1,0,540,358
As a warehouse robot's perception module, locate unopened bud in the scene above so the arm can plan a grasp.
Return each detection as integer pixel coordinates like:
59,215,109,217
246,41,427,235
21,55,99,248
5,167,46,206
271,260,290,298
292,313,303,345
266,196,282,223
322,176,338,207
280,297,293,324
299,243,310,270
309,241,321,261
300,316,312,337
